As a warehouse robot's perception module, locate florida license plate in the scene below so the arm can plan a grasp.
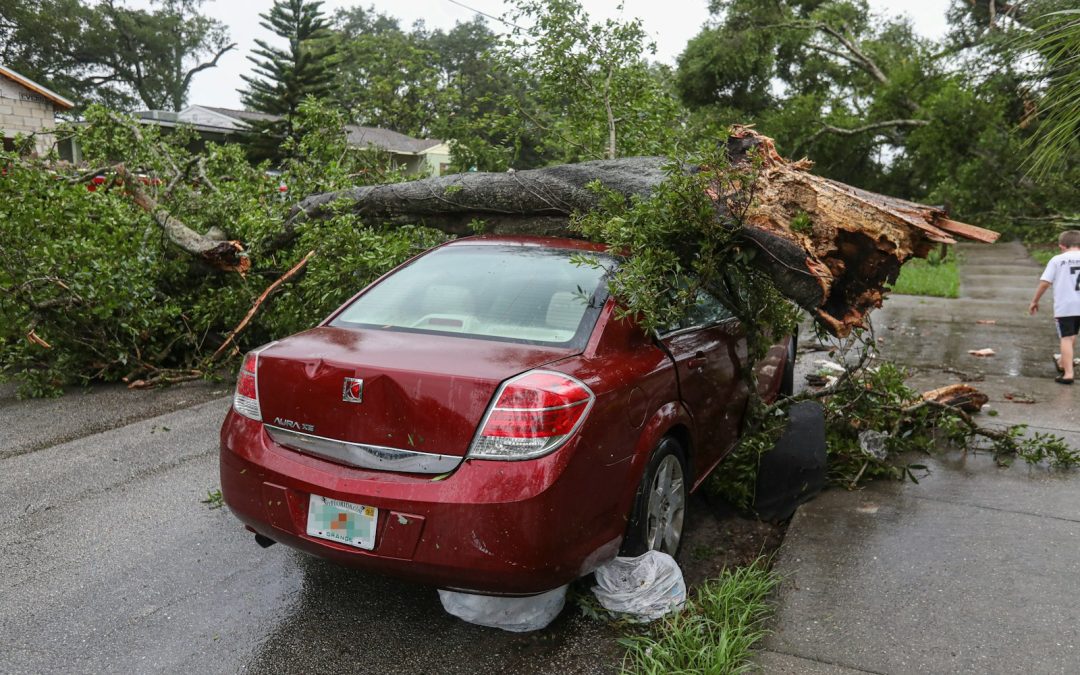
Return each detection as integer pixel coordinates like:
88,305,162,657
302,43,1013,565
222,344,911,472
306,494,377,550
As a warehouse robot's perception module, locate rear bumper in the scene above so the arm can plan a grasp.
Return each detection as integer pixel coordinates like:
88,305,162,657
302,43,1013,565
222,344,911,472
219,409,621,595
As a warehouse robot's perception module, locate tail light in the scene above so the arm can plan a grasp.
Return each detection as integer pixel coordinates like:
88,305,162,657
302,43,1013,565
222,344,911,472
468,370,594,460
233,351,262,421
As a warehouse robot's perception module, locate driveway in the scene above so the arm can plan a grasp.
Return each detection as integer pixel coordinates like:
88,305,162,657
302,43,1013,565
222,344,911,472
761,241,1080,673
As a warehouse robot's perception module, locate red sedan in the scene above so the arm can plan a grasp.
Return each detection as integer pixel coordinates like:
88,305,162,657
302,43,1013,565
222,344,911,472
219,235,792,595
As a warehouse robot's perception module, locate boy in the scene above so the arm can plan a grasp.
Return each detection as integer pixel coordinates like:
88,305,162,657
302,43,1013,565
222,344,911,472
1029,230,1080,384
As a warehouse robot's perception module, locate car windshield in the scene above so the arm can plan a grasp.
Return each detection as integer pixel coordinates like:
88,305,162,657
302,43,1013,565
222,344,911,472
330,244,612,347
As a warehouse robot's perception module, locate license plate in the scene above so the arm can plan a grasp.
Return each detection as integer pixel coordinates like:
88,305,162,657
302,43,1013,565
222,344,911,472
306,494,377,550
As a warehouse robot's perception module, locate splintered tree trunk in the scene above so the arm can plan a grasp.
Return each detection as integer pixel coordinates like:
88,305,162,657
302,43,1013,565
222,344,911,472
282,127,997,337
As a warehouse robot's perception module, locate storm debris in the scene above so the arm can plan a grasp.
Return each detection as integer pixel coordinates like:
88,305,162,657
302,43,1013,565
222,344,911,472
921,384,989,413
284,127,999,337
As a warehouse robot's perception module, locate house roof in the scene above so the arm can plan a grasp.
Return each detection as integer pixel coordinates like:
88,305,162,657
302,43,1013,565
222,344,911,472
345,125,443,155
133,105,446,156
0,65,74,109
200,106,280,125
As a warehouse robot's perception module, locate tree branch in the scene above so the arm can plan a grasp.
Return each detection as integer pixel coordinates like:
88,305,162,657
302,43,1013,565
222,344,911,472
814,22,889,85
112,163,249,273
208,250,315,363
604,64,617,160
179,42,237,108
803,118,931,146
804,43,864,68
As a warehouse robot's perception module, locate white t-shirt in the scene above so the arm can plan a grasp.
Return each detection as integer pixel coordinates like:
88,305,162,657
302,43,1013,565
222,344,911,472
1040,250,1080,318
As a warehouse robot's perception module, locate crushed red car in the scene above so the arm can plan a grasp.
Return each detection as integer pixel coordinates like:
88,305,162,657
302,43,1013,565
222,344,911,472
219,235,793,595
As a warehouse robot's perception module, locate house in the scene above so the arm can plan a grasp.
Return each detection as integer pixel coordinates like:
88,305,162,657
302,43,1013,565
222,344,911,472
345,124,451,178
133,105,452,177
0,65,74,155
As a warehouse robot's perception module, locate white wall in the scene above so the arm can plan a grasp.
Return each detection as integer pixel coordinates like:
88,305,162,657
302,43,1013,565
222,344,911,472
0,77,60,155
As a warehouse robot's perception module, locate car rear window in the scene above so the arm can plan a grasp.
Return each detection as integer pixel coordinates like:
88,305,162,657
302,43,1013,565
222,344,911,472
330,244,611,347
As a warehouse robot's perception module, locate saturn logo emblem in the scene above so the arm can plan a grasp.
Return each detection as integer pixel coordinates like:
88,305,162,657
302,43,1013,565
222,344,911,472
343,377,364,403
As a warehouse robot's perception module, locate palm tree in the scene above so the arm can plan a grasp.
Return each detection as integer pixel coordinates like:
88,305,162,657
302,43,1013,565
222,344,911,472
1024,9,1080,177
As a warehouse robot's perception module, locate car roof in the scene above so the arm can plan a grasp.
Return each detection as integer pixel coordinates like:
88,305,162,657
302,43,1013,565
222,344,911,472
442,235,611,254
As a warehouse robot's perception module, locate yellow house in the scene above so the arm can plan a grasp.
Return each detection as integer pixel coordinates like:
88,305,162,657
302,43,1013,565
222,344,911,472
345,125,452,177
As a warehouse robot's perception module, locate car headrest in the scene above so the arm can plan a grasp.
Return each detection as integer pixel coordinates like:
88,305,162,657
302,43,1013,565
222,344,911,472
546,291,584,331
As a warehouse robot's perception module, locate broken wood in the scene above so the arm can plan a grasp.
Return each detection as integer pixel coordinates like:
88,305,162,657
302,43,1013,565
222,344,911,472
113,164,249,274
283,126,998,337
921,384,989,413
26,329,51,349
127,368,203,390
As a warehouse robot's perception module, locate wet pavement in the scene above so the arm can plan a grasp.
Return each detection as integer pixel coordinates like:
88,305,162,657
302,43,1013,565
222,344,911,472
7,240,1072,673
0,374,782,673
762,241,1080,673
0,383,620,674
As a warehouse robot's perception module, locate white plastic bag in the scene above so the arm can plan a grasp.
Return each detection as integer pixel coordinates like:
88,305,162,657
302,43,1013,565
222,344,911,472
438,585,567,632
858,429,889,460
592,550,686,621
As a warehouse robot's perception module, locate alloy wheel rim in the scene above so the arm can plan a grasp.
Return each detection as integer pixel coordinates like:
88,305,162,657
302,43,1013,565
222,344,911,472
645,454,685,555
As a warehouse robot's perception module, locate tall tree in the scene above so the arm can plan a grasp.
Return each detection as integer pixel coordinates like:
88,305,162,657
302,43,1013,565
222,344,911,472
329,7,444,136
675,0,1080,237
496,0,683,164
426,17,537,171
88,0,236,111
0,0,234,111
325,10,534,171
240,0,334,162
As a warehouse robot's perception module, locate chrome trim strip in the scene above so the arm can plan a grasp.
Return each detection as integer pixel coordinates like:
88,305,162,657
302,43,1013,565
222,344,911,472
264,425,463,474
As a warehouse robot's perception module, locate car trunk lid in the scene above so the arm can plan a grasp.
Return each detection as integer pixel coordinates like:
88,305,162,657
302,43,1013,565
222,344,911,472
256,326,576,462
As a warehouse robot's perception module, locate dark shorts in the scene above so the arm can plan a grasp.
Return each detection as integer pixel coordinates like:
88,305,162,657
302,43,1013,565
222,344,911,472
1057,316,1080,338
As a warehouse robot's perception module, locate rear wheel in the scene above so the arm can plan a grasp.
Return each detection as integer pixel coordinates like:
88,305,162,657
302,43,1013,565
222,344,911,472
621,437,688,557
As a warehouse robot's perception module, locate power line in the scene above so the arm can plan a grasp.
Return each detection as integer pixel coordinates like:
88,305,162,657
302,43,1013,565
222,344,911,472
443,0,524,31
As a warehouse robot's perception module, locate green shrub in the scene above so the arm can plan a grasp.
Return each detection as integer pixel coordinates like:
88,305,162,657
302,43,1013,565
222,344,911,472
0,101,442,397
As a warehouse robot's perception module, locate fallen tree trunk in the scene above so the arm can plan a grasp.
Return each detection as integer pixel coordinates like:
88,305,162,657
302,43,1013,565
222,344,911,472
283,127,997,336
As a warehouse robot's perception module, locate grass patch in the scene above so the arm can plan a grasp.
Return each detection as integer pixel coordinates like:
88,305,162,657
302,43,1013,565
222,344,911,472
888,247,960,298
620,559,779,674
201,488,224,509
1028,246,1056,267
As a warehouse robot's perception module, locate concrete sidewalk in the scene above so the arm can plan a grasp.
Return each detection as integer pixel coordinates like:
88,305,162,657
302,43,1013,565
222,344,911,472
762,241,1080,673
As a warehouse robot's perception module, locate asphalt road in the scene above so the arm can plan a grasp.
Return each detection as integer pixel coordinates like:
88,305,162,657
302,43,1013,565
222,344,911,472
0,382,618,675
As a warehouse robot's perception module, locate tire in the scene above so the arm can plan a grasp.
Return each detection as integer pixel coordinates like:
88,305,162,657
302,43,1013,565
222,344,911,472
620,437,688,557
780,330,797,399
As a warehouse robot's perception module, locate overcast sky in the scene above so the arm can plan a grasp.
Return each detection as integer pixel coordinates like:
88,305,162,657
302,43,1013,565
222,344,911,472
157,0,953,110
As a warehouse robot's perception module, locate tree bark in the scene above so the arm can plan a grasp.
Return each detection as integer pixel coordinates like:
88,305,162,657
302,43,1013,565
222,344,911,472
114,164,250,274
283,127,997,337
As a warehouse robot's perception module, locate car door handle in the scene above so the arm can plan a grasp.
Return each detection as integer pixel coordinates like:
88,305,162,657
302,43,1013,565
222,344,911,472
687,355,707,370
